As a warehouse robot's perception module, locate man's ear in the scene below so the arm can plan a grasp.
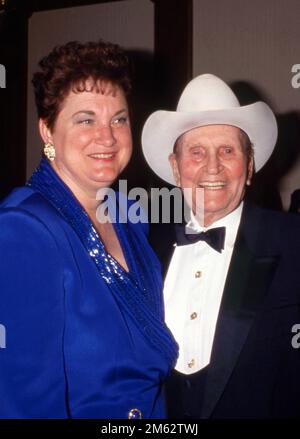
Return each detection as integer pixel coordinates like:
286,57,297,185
39,119,53,144
169,153,181,186
246,156,254,186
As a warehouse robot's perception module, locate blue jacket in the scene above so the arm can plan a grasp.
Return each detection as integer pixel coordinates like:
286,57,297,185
0,160,177,419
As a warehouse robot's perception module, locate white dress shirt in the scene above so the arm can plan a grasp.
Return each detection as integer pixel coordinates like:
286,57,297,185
164,203,243,374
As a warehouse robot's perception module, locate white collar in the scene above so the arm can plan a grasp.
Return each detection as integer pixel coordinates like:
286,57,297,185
186,202,244,248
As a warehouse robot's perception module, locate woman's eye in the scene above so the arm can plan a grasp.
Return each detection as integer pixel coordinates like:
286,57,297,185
75,119,94,126
112,116,127,125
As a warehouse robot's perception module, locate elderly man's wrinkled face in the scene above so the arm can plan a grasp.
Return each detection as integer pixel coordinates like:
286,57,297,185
169,124,253,226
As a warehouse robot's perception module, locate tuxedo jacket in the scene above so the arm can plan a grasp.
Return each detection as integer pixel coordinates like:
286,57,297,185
150,202,300,419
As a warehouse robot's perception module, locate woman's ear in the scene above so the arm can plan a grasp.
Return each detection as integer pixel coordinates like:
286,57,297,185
39,119,53,144
169,153,181,187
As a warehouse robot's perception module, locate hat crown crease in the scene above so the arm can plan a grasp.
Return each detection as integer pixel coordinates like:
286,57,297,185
177,74,240,112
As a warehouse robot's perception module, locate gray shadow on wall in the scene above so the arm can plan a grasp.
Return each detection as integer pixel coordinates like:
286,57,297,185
116,48,179,194
115,49,157,192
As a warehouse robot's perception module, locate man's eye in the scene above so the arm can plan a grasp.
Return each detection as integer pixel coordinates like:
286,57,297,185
223,147,233,154
191,149,201,155
191,149,204,158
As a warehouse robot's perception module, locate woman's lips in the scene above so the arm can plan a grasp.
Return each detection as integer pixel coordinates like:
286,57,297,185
88,153,115,159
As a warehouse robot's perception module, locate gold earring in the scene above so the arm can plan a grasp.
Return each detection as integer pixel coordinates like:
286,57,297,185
44,143,55,161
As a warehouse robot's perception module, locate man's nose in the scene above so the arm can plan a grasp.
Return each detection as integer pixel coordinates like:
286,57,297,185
206,151,222,174
94,125,116,147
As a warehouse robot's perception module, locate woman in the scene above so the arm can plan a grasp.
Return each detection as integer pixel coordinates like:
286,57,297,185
0,40,177,419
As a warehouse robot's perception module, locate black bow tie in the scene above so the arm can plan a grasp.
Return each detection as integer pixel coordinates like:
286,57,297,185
175,225,226,253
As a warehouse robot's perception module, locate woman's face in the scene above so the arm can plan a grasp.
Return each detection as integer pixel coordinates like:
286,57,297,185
40,81,132,197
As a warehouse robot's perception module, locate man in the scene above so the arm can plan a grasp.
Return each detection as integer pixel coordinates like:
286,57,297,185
141,74,300,418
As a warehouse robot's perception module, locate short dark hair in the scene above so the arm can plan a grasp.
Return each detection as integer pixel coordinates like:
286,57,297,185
32,40,131,130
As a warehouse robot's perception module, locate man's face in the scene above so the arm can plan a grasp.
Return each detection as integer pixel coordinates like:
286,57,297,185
169,124,253,226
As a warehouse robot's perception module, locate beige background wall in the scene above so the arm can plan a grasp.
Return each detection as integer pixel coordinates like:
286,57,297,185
26,0,154,178
193,0,300,209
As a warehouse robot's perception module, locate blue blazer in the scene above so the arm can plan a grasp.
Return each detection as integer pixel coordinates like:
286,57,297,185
0,161,177,419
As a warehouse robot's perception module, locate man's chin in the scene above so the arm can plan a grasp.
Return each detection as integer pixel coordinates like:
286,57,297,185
203,204,230,225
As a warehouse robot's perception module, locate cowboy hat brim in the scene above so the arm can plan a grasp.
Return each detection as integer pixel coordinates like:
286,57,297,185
142,101,278,186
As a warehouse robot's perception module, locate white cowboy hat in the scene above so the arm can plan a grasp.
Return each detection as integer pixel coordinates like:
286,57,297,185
142,73,278,186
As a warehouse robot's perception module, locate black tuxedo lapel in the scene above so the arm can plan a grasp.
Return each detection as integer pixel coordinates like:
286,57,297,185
200,203,280,418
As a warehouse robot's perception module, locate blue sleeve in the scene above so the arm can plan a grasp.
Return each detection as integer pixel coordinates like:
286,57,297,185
0,209,68,418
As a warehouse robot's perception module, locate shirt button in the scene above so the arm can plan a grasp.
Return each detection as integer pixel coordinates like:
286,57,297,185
188,358,195,368
190,312,198,320
195,270,202,278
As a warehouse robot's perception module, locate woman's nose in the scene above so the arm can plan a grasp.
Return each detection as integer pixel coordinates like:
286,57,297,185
94,125,116,147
